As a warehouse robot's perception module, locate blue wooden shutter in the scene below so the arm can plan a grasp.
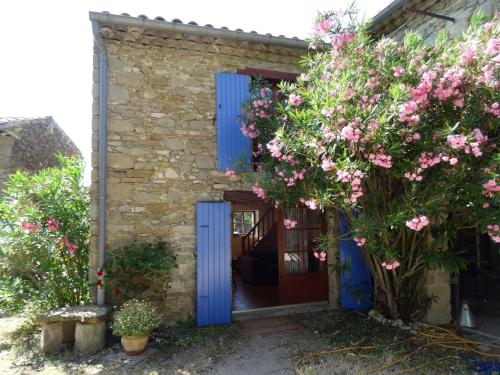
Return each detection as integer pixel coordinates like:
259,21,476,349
216,72,251,172
196,201,231,326
338,212,373,309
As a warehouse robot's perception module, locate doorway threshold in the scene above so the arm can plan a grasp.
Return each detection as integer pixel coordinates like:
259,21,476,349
232,300,332,321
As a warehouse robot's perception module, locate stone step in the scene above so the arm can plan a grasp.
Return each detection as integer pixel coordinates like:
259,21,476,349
232,300,332,321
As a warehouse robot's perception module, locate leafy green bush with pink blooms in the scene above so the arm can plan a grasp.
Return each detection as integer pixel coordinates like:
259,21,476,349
240,7,499,319
0,156,90,314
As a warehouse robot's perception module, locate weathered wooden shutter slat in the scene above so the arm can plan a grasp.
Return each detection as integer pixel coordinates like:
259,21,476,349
338,212,373,309
216,72,251,172
196,201,231,326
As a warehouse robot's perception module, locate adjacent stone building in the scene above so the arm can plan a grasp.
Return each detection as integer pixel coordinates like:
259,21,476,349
0,116,81,191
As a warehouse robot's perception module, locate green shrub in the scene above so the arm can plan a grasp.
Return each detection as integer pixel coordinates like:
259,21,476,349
111,300,161,337
103,241,177,304
0,155,90,314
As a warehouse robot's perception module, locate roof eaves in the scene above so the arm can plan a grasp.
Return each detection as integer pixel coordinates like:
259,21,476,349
89,11,308,49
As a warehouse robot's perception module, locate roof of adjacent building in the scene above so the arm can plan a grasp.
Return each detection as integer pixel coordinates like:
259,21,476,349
370,0,430,37
0,116,54,133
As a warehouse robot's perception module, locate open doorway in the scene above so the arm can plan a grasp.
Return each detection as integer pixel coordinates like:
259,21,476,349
452,228,500,337
224,191,279,311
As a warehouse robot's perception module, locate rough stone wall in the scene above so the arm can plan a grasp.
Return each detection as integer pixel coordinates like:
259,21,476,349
0,117,81,192
90,31,305,322
389,0,497,42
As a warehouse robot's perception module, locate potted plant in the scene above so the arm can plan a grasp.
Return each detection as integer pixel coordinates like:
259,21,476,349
111,300,161,355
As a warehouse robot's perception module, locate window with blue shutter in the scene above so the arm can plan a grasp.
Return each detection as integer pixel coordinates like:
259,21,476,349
216,72,251,172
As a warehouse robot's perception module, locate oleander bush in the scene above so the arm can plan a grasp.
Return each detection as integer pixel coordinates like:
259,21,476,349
238,7,499,319
0,155,90,314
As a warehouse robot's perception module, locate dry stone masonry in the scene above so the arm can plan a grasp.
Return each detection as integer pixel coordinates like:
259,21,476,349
90,22,306,322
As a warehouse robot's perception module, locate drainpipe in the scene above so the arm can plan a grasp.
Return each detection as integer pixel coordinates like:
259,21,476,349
91,20,108,305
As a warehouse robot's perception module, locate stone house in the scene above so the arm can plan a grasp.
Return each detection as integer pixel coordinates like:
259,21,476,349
0,116,81,191
89,0,497,325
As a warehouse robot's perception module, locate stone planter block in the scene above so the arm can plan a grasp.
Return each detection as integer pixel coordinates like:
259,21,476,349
40,322,64,353
74,321,106,354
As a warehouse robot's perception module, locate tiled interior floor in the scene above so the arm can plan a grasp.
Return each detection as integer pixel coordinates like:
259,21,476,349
232,275,279,311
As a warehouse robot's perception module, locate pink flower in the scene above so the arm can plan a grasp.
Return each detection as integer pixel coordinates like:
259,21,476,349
406,215,429,231
393,66,405,77
484,102,500,118
483,203,490,208
486,224,500,243
225,168,235,177
418,152,441,169
447,134,467,149
382,260,400,270
46,217,60,232
288,93,303,106
252,182,266,199
460,45,477,63
321,157,335,172
267,139,283,158
313,251,327,262
353,237,366,246
314,18,331,33
449,157,458,166
60,235,78,255
20,220,41,233
303,198,319,210
340,125,362,143
284,219,297,229
483,179,500,197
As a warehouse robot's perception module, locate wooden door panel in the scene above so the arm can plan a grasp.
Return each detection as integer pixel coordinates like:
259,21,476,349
277,206,329,304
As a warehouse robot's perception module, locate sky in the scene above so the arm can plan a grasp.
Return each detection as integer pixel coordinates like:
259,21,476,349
0,0,393,184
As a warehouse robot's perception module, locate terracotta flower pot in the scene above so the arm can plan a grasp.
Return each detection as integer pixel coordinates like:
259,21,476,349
121,335,149,355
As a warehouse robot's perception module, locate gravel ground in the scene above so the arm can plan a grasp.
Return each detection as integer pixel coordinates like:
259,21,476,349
0,311,494,374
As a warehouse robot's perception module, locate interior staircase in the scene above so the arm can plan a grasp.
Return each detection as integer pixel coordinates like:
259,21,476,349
242,206,276,255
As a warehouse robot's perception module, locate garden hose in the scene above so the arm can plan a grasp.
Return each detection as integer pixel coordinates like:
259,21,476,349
294,323,500,375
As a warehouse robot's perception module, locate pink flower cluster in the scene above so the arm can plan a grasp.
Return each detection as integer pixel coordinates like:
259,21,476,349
433,67,464,104
225,168,235,177
336,169,364,203
20,220,41,233
60,235,78,255
252,182,266,199
267,139,283,158
288,93,303,106
353,236,366,246
314,18,331,34
446,128,488,157
405,215,429,231
331,32,356,51
283,218,297,229
300,197,319,210
313,250,327,262
241,122,260,139
405,132,421,143
399,100,420,123
47,217,60,232
484,102,500,118
418,152,441,169
321,157,335,172
483,179,500,197
340,124,362,143
279,168,305,187
486,224,500,243
404,168,423,182
382,260,400,270
393,66,405,77
367,146,393,169
460,44,477,63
